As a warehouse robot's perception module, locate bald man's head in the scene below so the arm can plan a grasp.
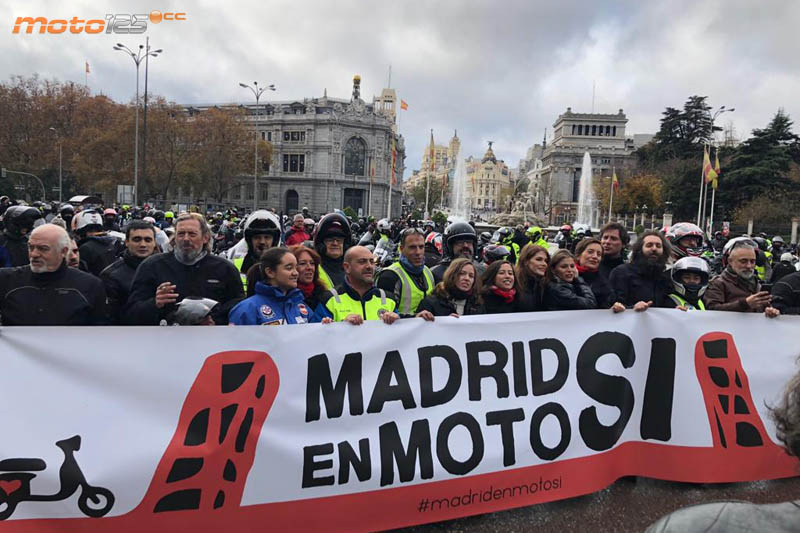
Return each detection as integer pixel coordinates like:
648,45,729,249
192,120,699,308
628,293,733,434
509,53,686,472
343,245,377,288
29,224,70,273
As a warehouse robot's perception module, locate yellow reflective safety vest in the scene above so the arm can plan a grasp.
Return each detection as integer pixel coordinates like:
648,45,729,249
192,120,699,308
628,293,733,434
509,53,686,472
324,286,397,322
668,293,706,310
318,265,334,291
385,262,434,315
233,257,248,291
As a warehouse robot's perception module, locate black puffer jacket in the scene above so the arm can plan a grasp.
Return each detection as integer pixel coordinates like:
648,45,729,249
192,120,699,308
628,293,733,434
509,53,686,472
546,277,597,310
124,251,244,325
100,250,151,324
481,290,523,314
417,291,484,316
609,262,673,308
580,269,615,308
79,235,124,276
0,262,108,325
598,254,625,280
771,271,800,315
517,277,547,312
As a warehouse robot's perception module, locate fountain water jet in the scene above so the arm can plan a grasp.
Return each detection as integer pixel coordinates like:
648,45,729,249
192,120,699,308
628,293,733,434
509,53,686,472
575,151,595,227
449,149,469,220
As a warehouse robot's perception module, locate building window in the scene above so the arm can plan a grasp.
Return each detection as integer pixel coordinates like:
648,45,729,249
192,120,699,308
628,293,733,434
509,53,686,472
612,126,617,137
344,137,367,176
591,125,597,136
285,189,299,212
283,154,306,173
585,124,590,135
260,184,269,201
577,125,583,135
247,183,254,200
572,125,576,135
606,125,611,136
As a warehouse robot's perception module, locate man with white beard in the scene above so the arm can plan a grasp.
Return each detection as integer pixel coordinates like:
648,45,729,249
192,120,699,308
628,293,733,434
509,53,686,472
0,223,108,325
125,213,243,325
704,238,780,317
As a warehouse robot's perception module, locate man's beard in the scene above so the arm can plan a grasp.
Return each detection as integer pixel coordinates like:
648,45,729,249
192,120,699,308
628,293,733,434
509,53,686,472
635,251,666,271
737,268,755,280
175,246,205,265
30,263,48,273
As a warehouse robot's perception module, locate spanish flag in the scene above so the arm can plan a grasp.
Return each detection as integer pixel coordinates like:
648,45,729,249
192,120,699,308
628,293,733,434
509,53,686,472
612,170,619,191
85,61,90,74
703,145,718,184
712,149,721,190
400,100,408,111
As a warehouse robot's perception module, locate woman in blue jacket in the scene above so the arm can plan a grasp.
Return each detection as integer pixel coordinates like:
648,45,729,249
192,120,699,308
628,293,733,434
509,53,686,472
229,247,316,325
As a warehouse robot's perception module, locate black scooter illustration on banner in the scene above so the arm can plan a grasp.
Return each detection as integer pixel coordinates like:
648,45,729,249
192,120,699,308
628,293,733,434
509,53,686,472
0,435,115,520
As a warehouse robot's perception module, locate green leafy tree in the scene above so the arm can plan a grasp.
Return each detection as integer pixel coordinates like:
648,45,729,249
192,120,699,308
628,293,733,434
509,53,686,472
718,109,800,210
636,95,719,221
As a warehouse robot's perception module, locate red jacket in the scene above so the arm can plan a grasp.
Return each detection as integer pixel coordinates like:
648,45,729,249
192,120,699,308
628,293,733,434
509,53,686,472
284,229,310,246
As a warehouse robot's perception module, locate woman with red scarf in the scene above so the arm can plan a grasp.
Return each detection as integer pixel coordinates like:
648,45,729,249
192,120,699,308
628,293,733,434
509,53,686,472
290,245,328,314
545,249,598,310
574,238,624,310
480,260,521,314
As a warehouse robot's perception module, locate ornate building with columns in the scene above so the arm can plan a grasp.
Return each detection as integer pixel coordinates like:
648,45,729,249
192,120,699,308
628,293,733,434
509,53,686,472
524,108,637,224
180,76,405,217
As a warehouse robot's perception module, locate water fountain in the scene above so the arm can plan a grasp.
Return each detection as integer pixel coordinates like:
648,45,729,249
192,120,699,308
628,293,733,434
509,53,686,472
575,151,595,227
449,150,469,220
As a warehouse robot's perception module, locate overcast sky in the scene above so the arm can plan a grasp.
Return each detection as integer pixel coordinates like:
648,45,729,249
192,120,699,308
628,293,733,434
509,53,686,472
2,0,799,179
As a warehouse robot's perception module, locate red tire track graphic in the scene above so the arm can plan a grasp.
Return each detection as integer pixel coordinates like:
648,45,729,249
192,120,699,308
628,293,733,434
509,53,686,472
134,350,279,513
693,332,778,452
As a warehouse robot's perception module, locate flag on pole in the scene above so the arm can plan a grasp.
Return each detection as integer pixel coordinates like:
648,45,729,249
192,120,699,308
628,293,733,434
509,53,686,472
712,149,721,190
85,61,90,74
369,157,375,185
612,170,619,191
391,138,397,186
429,130,435,173
400,100,408,111
703,145,718,184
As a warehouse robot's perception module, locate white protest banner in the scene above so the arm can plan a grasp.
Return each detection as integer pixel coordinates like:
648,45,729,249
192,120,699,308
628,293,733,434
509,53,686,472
0,309,797,532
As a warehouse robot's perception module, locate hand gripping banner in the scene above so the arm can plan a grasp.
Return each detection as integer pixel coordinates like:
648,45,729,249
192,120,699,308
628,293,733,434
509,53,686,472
0,309,797,532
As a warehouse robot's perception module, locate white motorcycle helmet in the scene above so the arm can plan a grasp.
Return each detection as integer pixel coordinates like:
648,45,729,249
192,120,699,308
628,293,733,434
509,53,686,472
671,256,710,298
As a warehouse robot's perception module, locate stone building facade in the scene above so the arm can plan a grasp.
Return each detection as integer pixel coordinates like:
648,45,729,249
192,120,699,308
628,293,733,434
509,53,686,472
465,142,511,214
524,108,637,224
177,76,405,217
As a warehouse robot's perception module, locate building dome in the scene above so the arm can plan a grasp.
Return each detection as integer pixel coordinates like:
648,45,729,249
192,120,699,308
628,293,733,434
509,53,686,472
482,141,497,164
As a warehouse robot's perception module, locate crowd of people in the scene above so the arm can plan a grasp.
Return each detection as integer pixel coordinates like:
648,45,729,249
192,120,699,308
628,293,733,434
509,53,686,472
0,195,799,327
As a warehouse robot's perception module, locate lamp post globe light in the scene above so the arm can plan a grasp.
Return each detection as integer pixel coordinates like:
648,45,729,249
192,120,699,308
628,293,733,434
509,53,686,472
114,42,162,207
239,81,276,212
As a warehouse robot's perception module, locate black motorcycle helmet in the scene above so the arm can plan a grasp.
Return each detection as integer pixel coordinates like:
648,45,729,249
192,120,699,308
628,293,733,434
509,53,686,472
3,206,43,238
59,203,75,223
313,212,353,256
483,244,510,265
443,221,477,258
479,231,492,245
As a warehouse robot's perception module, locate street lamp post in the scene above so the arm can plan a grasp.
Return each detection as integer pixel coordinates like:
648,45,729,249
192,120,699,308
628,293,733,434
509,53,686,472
141,37,163,204
239,81,276,212
697,105,735,227
49,127,62,202
114,42,161,207
701,106,735,230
